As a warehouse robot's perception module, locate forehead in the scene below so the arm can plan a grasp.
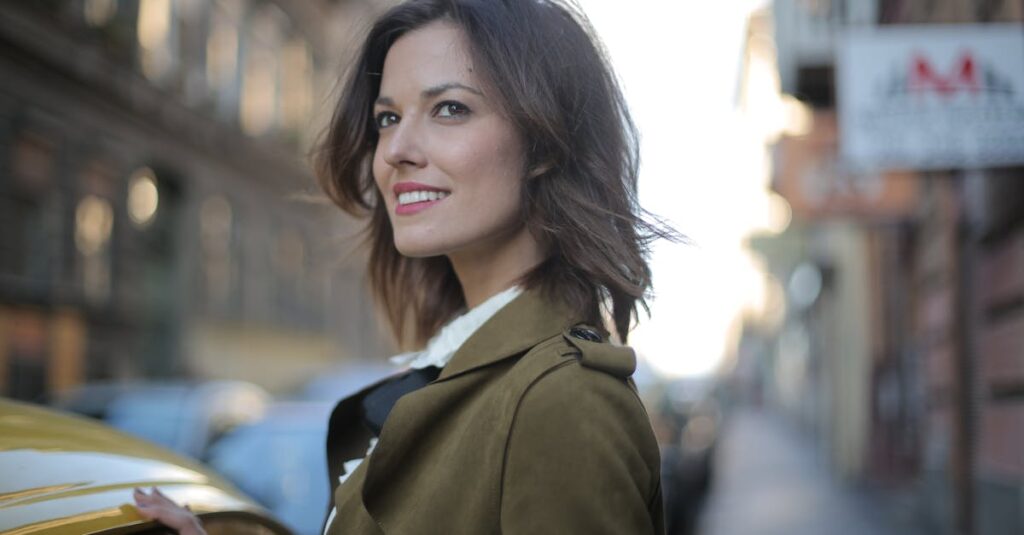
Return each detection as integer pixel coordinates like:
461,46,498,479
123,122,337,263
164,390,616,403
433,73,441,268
379,21,478,95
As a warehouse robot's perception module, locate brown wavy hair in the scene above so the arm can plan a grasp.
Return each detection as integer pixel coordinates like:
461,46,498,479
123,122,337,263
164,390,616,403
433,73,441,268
314,0,674,346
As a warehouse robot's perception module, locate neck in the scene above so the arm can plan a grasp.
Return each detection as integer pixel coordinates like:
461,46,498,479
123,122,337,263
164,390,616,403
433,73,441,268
449,225,544,309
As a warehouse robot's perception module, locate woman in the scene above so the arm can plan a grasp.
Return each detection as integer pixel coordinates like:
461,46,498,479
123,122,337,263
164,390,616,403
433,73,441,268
135,0,672,533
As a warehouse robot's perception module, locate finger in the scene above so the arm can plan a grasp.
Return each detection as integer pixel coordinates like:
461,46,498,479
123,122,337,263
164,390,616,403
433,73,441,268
134,488,166,508
133,487,154,505
132,491,178,522
149,486,178,506
131,487,202,533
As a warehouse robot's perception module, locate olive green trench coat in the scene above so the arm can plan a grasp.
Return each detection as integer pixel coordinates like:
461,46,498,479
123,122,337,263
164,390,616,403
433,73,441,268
324,289,665,534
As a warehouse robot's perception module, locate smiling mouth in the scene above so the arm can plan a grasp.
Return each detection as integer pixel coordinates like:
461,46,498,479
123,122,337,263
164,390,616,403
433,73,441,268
394,189,450,215
397,190,450,206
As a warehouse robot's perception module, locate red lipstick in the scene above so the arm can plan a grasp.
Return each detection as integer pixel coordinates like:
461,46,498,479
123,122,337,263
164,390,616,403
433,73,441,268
393,181,449,194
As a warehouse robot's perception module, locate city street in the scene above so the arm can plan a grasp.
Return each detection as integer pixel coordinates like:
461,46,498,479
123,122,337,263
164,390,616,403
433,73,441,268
0,1,1020,534
697,409,925,535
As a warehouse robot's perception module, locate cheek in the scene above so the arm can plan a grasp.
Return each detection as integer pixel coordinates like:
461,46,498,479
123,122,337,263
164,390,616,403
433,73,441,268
457,144,525,229
484,140,526,204
458,130,525,195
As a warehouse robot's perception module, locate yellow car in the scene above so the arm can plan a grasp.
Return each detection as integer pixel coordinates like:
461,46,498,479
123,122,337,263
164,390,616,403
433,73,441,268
0,398,293,534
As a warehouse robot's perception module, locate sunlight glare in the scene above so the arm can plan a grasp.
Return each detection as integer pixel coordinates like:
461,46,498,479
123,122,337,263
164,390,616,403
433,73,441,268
579,0,775,378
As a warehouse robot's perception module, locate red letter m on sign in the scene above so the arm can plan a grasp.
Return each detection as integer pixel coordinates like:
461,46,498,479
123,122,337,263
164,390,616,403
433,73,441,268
910,53,979,96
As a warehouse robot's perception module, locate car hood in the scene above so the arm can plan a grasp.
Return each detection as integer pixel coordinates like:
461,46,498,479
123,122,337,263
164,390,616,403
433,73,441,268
0,399,266,534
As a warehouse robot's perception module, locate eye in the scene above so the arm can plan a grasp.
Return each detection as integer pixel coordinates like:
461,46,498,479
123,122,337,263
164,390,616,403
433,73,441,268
374,111,400,129
434,101,470,119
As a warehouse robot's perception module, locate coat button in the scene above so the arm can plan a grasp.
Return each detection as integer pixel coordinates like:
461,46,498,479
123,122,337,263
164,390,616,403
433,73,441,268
569,326,602,343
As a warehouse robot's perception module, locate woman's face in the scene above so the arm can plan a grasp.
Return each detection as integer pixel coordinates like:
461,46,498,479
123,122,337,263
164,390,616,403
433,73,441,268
372,22,528,259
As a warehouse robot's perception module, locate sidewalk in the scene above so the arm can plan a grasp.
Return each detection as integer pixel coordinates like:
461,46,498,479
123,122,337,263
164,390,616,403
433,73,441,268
697,408,925,535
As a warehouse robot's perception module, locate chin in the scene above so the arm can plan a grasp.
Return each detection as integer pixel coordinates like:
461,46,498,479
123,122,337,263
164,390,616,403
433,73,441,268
392,237,448,259
394,246,441,259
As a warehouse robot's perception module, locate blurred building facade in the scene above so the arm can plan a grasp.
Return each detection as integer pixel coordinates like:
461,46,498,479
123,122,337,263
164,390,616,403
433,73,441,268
0,0,395,399
739,1,1023,534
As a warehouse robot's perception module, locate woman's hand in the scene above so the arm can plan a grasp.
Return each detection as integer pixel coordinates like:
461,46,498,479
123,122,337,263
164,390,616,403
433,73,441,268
132,487,207,535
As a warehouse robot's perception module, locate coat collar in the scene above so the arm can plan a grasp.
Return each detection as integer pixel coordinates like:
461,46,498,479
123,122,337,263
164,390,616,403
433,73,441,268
437,288,580,381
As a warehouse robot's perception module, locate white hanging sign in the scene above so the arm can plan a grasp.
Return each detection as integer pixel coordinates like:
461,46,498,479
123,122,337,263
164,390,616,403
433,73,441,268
838,25,1024,171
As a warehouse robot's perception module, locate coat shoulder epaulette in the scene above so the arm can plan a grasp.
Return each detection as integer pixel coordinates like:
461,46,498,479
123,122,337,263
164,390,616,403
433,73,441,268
559,325,636,378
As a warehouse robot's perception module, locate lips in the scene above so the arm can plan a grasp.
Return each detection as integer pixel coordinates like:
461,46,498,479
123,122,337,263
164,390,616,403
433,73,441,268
392,181,450,216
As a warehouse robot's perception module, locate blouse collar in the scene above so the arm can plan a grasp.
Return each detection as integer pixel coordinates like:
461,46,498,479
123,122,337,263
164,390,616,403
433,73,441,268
389,286,523,370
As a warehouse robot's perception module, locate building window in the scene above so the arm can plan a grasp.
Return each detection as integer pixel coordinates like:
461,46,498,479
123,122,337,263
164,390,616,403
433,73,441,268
200,194,234,312
127,167,160,228
75,194,114,304
137,0,177,82
207,0,242,113
1,129,62,295
240,6,287,136
280,38,313,134
273,226,306,325
84,0,118,28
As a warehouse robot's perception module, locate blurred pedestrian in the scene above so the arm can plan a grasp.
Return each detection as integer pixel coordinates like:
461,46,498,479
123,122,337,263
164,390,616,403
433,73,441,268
135,0,674,533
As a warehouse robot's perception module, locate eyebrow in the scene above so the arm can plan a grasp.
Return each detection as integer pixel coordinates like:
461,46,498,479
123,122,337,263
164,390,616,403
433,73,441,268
375,82,483,107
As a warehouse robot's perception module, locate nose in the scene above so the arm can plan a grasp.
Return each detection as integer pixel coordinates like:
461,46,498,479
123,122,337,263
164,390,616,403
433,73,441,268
380,119,426,169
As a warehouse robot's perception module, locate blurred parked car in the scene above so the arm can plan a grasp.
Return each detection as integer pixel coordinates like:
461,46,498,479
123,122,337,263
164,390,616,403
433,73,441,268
199,363,394,535
53,380,270,461
207,401,335,535
0,398,292,534
297,362,395,403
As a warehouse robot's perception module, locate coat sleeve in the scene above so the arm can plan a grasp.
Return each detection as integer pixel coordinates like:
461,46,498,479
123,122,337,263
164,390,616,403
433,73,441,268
499,362,665,534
